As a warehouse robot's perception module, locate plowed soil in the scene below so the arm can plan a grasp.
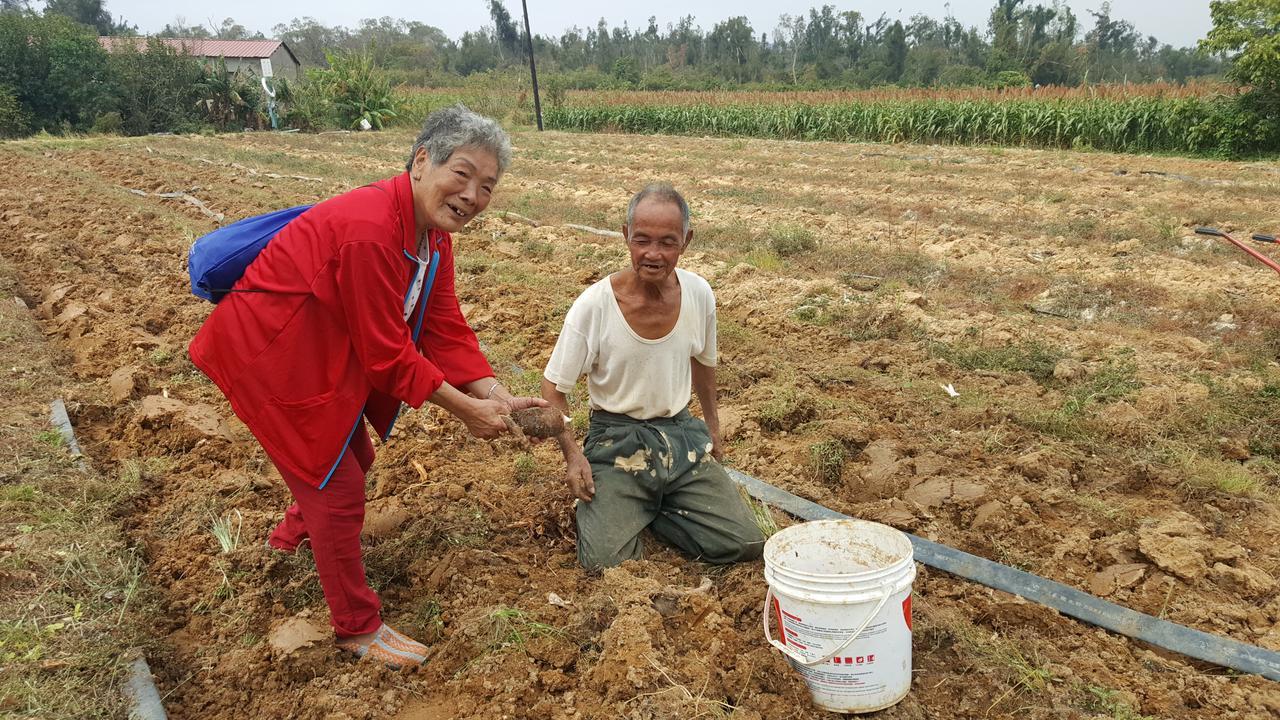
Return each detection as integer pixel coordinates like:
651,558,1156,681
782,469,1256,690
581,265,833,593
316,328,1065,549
1,130,1278,719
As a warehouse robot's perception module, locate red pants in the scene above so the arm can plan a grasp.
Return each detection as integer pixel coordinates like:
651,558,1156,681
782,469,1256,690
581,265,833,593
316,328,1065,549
268,424,381,638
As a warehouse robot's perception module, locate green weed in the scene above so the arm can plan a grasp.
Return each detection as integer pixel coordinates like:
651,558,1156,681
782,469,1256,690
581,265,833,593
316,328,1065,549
738,486,780,539
807,440,847,484
929,339,1065,383
35,429,64,448
520,239,554,259
1061,355,1140,415
1047,215,1101,243
767,224,818,257
756,388,817,432
742,250,781,271
841,302,924,342
834,247,945,289
1150,216,1181,245
792,293,843,326
414,598,446,643
446,508,491,548
0,484,37,504
1081,685,1157,720
487,607,563,651
716,319,754,345
118,457,170,488
1175,451,1265,498
932,610,1055,714
210,510,243,554
1070,493,1124,522
513,453,537,483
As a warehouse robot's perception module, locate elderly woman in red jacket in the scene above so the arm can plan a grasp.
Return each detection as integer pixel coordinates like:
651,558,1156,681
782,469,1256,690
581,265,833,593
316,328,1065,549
189,105,542,668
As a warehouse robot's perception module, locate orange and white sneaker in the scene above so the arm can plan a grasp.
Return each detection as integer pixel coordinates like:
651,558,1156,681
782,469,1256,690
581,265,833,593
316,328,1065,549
336,624,428,669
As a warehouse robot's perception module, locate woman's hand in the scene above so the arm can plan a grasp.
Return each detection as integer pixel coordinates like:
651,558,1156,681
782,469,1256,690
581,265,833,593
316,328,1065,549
434,383,553,440
564,452,594,502
500,395,553,444
458,398,512,439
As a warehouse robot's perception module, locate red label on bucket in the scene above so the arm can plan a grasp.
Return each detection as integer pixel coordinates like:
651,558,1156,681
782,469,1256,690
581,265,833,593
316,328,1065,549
902,595,912,631
833,655,876,665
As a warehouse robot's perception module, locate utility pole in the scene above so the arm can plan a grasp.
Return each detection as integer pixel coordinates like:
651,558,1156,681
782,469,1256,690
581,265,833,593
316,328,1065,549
521,0,544,130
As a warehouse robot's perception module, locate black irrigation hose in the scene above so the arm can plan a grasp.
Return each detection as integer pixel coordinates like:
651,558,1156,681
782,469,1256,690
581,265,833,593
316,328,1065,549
47,401,167,715
726,468,1280,681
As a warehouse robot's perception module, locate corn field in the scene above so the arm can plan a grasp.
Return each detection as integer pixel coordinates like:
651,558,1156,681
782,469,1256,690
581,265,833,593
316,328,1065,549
568,81,1232,107
545,95,1249,155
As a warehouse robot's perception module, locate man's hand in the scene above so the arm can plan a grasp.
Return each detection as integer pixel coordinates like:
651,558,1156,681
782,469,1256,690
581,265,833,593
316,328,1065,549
565,452,595,502
710,428,725,462
540,377,592,499
504,395,550,411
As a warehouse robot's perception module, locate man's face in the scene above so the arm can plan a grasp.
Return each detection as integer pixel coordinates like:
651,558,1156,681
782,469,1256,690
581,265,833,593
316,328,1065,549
410,145,499,234
623,198,691,284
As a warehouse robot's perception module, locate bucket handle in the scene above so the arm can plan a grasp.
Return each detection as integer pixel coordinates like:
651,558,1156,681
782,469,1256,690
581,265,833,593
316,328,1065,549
762,583,893,667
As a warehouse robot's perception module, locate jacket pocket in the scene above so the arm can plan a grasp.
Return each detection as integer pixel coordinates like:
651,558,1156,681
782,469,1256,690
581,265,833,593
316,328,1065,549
269,387,339,410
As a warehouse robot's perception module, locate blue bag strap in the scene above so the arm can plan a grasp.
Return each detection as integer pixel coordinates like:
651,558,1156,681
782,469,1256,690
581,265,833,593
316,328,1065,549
380,240,441,442
212,184,395,299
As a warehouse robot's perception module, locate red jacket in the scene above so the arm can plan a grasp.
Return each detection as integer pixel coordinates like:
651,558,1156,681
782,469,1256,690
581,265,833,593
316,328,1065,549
189,172,492,488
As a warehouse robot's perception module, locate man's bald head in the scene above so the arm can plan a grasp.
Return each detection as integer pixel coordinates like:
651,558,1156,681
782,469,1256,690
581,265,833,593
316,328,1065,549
626,183,689,237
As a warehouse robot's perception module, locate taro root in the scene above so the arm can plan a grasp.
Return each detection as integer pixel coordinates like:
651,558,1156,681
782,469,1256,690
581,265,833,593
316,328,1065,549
509,407,568,439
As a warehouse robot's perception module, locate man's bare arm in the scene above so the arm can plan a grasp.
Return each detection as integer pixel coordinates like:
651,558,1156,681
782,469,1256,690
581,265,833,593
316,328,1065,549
541,378,595,501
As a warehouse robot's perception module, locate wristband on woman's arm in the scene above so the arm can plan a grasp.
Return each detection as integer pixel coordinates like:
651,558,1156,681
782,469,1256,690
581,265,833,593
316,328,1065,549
483,380,500,400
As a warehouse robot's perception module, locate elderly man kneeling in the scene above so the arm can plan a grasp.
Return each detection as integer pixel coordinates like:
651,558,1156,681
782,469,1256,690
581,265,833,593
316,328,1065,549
541,184,765,569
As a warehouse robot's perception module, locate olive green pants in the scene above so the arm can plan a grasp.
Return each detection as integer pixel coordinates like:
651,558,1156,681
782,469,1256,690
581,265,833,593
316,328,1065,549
576,409,766,570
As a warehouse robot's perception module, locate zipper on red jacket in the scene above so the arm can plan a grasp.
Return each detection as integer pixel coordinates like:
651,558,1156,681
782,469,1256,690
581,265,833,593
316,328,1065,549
318,411,367,490
376,240,442,440
320,239,441,488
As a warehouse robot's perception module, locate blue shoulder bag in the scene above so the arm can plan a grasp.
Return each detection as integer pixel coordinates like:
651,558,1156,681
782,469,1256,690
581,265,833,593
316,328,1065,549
187,204,313,302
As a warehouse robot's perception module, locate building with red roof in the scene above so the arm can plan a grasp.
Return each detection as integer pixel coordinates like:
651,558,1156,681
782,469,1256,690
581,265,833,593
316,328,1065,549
98,37,301,82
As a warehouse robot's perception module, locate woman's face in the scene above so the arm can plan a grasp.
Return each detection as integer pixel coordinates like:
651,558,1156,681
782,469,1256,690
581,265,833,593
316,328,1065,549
410,145,500,234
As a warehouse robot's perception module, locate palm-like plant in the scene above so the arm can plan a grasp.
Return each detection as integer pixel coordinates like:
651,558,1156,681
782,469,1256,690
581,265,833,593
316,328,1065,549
323,49,399,130
195,58,265,130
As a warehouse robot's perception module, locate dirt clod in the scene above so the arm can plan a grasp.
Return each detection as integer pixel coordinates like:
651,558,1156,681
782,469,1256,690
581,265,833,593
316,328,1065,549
268,616,328,656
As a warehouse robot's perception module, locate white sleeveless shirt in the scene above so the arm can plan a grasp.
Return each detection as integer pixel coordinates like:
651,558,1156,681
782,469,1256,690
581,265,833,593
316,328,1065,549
543,268,718,420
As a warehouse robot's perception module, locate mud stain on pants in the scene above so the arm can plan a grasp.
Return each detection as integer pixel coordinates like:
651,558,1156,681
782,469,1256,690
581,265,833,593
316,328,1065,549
614,447,650,472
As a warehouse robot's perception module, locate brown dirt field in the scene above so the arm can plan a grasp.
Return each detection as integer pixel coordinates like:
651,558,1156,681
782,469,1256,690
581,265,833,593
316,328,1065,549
1,129,1278,719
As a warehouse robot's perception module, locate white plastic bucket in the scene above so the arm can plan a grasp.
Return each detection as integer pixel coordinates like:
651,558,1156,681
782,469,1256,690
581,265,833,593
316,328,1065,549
762,519,916,714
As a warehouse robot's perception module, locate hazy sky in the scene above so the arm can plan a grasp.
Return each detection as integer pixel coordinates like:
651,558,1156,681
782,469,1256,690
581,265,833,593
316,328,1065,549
100,1,1213,49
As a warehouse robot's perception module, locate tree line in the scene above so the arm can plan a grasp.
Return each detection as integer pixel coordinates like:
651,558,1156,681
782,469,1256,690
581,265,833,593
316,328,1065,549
11,0,1222,89
276,1,1223,89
